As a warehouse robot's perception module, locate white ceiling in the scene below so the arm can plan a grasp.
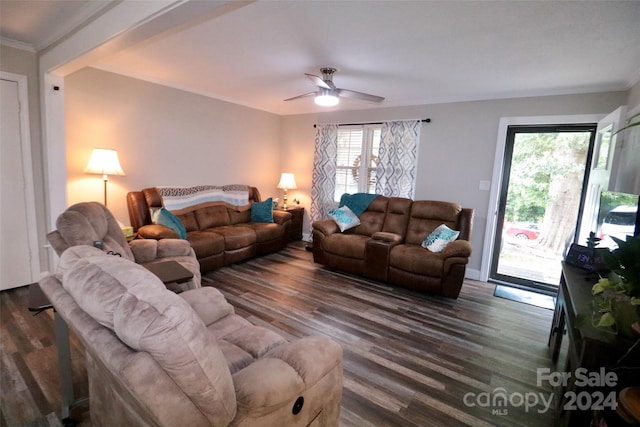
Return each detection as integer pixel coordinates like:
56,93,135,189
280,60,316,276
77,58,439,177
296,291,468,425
2,1,640,116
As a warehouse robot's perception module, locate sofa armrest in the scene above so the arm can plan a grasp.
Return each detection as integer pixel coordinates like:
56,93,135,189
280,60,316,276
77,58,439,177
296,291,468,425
312,219,339,236
232,336,342,416
272,210,292,226
371,231,403,244
137,224,179,239
441,239,472,259
364,234,401,282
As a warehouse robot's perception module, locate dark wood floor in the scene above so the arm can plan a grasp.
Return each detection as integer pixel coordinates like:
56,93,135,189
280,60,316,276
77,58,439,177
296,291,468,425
1,242,559,426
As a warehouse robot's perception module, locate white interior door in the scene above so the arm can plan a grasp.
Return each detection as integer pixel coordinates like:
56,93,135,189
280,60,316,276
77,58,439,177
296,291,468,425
577,106,627,246
1,75,39,290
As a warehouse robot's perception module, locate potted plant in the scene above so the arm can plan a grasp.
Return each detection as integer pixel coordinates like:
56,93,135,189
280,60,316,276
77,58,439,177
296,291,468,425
592,234,640,337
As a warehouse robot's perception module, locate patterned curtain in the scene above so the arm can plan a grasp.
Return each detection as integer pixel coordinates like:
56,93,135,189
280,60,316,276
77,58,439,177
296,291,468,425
376,120,421,198
310,124,339,227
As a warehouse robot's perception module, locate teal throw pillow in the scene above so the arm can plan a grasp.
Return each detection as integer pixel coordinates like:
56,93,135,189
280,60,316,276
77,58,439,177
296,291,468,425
151,207,187,239
421,224,460,252
251,198,274,223
328,205,360,232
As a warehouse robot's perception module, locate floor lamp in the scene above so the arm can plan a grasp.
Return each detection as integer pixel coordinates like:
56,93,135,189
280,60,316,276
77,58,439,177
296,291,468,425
84,148,125,207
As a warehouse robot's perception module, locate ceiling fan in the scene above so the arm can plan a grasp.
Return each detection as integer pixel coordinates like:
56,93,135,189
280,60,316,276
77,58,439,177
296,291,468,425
284,67,385,106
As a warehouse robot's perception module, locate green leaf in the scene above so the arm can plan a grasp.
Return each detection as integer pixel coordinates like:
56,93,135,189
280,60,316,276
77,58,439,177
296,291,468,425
592,278,613,295
631,297,640,306
595,312,616,328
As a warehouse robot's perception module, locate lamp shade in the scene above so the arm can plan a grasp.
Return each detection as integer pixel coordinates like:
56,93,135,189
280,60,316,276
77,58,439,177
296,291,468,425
84,148,125,176
277,173,297,190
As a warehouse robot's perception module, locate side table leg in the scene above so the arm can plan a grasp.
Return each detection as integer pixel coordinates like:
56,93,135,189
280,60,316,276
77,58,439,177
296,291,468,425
54,311,74,420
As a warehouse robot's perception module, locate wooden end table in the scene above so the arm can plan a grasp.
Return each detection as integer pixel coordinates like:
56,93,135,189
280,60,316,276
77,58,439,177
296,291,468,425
143,260,194,292
278,206,304,241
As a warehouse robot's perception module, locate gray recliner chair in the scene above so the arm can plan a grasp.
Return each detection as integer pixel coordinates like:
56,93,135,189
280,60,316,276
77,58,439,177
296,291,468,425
47,201,201,292
39,245,343,426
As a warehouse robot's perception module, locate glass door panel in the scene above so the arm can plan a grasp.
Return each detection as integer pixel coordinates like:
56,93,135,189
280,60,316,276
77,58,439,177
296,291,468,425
490,125,595,294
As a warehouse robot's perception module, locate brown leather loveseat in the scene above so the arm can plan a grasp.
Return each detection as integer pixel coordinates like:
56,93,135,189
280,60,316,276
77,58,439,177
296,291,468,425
127,186,291,273
312,196,473,298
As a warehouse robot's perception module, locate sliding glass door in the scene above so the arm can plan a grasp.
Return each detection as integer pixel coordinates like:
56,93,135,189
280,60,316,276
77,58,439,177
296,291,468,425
490,125,596,294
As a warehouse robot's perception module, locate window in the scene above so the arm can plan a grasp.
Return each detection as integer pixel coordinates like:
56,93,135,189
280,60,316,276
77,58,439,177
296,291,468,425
333,125,381,202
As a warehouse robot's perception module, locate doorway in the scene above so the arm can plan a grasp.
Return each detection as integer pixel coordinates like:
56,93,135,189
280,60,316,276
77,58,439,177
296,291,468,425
489,124,596,295
1,73,39,290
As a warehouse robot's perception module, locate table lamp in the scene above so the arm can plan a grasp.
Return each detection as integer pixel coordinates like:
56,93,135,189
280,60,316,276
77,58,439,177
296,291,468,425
84,148,125,206
277,173,297,210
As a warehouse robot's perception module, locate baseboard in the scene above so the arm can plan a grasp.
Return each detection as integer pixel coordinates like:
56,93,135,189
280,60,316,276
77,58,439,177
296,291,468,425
465,268,481,281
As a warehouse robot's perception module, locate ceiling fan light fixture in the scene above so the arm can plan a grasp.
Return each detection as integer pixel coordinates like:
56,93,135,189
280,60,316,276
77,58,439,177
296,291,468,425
314,89,339,107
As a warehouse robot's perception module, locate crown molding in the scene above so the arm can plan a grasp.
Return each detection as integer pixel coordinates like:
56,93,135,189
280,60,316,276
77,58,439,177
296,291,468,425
0,37,36,53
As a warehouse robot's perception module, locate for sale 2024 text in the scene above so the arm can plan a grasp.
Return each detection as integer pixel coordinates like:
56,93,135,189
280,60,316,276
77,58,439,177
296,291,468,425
538,367,618,412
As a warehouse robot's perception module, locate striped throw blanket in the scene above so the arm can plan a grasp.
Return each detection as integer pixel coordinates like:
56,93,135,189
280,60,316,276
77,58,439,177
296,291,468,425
156,185,250,214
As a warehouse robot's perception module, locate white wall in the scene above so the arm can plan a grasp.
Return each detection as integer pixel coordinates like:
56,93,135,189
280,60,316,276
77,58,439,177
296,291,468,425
626,79,640,111
281,91,628,276
65,67,282,223
63,66,631,278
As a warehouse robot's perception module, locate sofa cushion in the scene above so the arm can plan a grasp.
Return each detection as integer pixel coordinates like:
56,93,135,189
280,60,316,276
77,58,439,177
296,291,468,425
186,231,225,258
322,233,368,259
389,244,444,276
209,225,257,250
152,208,187,239
250,198,274,223
244,222,285,243
352,196,388,236
180,287,235,326
405,201,462,245
421,224,460,253
228,208,251,224
205,315,286,375
53,202,135,260
382,197,413,236
196,205,231,230
57,245,166,329
114,284,237,426
328,206,360,232
177,211,199,232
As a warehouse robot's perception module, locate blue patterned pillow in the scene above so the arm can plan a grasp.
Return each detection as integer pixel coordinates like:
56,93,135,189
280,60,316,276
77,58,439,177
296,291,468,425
151,207,187,239
251,198,274,223
328,206,360,232
421,224,460,252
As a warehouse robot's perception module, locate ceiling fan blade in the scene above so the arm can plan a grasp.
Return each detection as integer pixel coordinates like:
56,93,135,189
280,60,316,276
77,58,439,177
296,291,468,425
284,91,317,102
305,73,331,90
337,88,385,103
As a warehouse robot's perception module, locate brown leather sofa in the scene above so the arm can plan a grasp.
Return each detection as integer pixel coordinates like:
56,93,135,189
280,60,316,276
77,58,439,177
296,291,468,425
127,186,291,273
312,197,474,298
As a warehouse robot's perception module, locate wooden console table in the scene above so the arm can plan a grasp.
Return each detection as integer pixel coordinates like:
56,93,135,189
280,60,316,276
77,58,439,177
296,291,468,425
548,262,638,426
